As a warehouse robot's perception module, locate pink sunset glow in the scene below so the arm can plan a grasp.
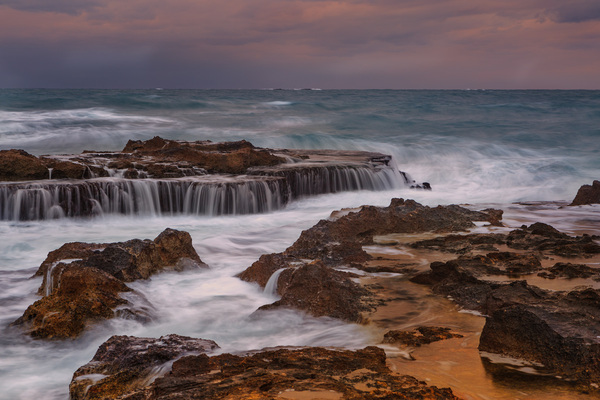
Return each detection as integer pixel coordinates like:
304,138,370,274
1,0,599,88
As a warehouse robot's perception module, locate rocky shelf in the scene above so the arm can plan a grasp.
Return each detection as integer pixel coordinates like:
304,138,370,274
0,137,421,220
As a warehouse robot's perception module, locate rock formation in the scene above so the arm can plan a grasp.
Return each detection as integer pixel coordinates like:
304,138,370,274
70,334,219,400
70,336,459,400
412,251,600,385
571,180,600,206
12,229,207,339
239,199,503,322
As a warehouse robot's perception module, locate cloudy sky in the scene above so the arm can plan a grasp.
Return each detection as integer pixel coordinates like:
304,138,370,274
1,0,599,89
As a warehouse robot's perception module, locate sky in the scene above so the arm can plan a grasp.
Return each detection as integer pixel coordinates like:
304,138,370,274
1,0,599,89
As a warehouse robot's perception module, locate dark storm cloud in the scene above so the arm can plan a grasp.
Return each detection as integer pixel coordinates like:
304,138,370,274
543,0,600,23
0,0,101,15
1,0,600,88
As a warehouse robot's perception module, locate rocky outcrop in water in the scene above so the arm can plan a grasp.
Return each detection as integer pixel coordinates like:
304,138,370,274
258,261,377,323
12,229,206,339
410,222,600,258
0,149,50,181
239,199,503,321
571,180,600,206
121,136,284,175
383,327,463,348
70,334,219,400
71,336,460,400
411,252,600,385
0,149,108,181
0,138,405,220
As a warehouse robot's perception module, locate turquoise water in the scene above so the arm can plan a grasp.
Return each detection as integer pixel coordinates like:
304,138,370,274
1,89,598,202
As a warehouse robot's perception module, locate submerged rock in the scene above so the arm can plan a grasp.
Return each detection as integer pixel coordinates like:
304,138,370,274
13,229,207,339
71,337,460,400
383,326,463,347
70,334,219,400
571,180,600,206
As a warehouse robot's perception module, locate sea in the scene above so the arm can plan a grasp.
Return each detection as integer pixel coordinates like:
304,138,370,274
0,89,599,399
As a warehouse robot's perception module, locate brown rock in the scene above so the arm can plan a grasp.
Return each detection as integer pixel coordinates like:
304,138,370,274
16,228,206,339
70,334,219,400
36,228,207,288
570,180,600,206
122,136,283,175
71,340,460,400
258,261,375,323
287,199,502,262
237,253,296,287
538,262,600,280
239,199,503,322
383,327,463,347
506,222,600,257
412,253,600,386
0,149,49,181
12,264,132,339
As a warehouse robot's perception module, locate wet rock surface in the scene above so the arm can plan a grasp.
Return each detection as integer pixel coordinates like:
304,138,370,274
538,262,600,280
12,229,206,339
410,222,600,258
240,199,502,321
506,222,600,257
70,334,219,400
121,136,284,175
71,338,460,400
383,327,463,347
258,261,377,323
571,180,600,206
0,149,109,181
411,252,600,385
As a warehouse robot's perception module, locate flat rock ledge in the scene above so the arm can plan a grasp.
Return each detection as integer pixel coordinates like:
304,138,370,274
11,228,207,339
70,335,460,400
239,198,502,322
411,238,600,386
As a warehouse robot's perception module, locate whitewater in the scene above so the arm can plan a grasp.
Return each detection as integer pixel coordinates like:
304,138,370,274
0,89,599,399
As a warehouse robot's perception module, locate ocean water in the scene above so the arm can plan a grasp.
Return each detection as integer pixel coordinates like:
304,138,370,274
0,89,599,399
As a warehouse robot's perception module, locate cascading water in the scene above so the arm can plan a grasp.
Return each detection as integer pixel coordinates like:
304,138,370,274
0,164,403,221
263,268,286,297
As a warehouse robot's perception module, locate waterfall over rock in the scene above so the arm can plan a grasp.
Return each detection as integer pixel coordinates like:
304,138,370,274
0,139,409,221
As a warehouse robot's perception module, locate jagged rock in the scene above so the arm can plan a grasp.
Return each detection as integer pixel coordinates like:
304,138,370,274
538,262,600,280
479,290,600,385
240,199,503,321
286,198,502,264
36,228,207,290
0,149,49,181
412,255,600,386
71,340,460,400
410,233,507,254
258,261,375,323
506,222,600,257
571,180,600,206
70,334,219,400
122,136,283,174
41,157,109,179
14,229,206,339
237,253,297,287
383,327,463,347
12,264,132,339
